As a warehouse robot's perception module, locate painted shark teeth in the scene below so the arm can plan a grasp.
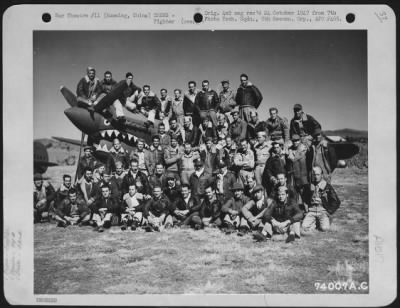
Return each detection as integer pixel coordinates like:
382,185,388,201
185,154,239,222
99,130,137,143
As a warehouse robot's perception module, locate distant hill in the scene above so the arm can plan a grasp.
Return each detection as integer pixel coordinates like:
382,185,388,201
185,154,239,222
323,128,368,139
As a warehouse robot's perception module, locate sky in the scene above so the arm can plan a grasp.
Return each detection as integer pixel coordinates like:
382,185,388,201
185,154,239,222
34,30,367,140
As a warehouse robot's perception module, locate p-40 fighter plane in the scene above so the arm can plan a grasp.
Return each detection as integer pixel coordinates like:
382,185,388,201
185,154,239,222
56,83,359,173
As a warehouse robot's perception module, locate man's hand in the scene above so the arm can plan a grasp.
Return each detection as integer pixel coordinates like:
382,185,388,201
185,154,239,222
144,194,152,200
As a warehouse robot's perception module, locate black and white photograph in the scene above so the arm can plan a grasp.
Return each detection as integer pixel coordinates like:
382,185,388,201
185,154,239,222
32,29,369,294
3,4,396,306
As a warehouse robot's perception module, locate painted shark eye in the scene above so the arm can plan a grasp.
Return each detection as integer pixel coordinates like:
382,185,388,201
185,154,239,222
103,119,111,126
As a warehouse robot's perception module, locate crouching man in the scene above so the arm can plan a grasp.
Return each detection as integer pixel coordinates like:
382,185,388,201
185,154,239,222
54,188,91,227
254,186,303,243
120,184,146,231
171,184,202,227
241,185,269,233
221,182,250,233
143,186,173,232
301,166,340,232
91,185,121,232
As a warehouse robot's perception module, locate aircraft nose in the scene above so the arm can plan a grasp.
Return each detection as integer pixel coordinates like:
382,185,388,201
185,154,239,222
64,107,100,135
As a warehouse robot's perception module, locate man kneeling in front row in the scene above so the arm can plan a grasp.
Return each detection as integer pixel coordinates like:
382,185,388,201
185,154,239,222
54,188,91,227
120,184,146,231
301,166,341,232
253,186,303,243
91,185,121,232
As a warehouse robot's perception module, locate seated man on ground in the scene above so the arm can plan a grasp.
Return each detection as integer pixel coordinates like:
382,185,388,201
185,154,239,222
253,186,303,243
301,166,341,232
91,185,121,232
170,184,202,227
241,185,269,234
184,184,223,230
120,184,146,231
55,174,75,206
221,182,250,233
34,173,56,223
143,186,173,232
54,188,91,228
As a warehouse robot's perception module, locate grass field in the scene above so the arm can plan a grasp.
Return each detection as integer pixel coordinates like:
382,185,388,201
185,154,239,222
34,166,369,294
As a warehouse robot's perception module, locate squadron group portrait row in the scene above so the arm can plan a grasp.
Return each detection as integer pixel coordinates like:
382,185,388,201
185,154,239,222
34,66,341,243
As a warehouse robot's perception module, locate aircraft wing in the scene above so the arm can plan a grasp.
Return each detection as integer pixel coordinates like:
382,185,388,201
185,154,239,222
52,136,87,147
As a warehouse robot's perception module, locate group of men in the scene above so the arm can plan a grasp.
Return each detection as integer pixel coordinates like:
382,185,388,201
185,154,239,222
33,67,342,243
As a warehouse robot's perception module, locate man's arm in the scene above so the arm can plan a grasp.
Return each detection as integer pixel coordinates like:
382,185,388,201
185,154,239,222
241,200,255,220
252,85,263,108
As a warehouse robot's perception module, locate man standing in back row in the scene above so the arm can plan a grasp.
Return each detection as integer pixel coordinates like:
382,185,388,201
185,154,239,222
235,73,263,123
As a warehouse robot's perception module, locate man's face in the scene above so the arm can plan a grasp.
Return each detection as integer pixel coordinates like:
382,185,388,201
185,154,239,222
312,169,323,183
293,140,300,148
222,82,229,91
218,117,225,126
250,113,258,124
181,187,190,199
188,83,196,93
205,187,214,200
226,137,232,147
104,73,112,82
152,138,160,148
278,190,287,203
155,165,164,175
144,87,150,96
202,82,209,91
69,193,77,203
314,134,322,143
270,109,277,120
294,109,302,119
184,119,191,129
113,140,121,151
102,187,110,198
126,75,133,85
167,178,175,187
158,125,165,134
128,185,137,196
232,112,239,121
115,165,123,175
247,177,255,187
195,163,202,171
153,187,162,198
255,190,263,201
273,144,281,154
84,149,91,157
170,120,177,129
98,165,105,175
137,142,144,151
234,189,243,199
84,171,93,181
256,134,266,144
174,90,181,99
63,177,72,188
202,119,209,127
184,144,191,154
88,70,95,80
240,76,248,87
160,90,167,98
171,139,178,147
34,180,42,188
277,174,286,186
206,140,212,150
219,166,227,174
130,162,139,173
241,141,248,151
104,175,111,183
